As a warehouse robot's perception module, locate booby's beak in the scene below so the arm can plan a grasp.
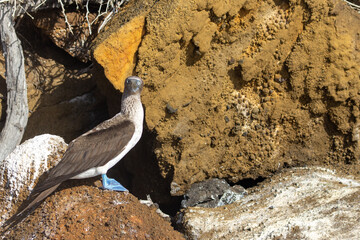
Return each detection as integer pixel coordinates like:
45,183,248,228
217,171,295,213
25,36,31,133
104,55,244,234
125,76,143,93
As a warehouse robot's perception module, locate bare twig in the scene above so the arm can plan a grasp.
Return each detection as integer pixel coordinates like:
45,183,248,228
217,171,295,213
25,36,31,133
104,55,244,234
98,9,114,32
85,0,92,34
0,1,128,34
97,0,127,33
34,0,47,10
19,4,34,19
97,0,103,15
91,0,106,25
58,0,73,34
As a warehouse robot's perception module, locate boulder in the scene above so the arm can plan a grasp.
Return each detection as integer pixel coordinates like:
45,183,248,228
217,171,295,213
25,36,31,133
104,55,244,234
0,134,66,224
2,184,185,239
0,134,184,239
180,167,360,239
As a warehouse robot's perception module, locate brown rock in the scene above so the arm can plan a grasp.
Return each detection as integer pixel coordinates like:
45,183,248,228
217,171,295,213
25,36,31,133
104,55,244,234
2,184,184,239
93,15,145,92
132,0,360,195
22,54,106,143
2,0,360,221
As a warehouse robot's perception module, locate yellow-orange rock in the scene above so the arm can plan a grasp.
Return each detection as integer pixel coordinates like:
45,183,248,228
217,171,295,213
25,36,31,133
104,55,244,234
94,15,145,92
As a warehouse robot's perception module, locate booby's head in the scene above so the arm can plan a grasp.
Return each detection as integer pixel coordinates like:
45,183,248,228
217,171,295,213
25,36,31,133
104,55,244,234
121,76,144,116
124,76,143,95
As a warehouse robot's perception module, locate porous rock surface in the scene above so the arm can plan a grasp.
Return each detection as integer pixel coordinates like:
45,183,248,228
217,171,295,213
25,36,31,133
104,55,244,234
131,0,360,195
92,0,154,92
180,167,360,239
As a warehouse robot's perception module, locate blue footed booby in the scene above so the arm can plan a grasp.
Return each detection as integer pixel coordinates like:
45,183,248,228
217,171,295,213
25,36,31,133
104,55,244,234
1,76,144,231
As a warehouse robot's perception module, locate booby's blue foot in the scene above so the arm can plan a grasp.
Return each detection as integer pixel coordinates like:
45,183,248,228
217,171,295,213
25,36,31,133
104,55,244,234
102,174,128,191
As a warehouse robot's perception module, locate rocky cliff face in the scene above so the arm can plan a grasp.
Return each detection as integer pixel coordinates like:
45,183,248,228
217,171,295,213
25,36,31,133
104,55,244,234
130,0,360,195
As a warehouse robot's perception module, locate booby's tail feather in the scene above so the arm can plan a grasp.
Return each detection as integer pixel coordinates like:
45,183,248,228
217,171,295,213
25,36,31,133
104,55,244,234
0,183,61,236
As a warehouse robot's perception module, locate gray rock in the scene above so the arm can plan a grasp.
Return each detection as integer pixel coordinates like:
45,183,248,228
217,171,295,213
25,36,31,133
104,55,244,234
181,178,230,208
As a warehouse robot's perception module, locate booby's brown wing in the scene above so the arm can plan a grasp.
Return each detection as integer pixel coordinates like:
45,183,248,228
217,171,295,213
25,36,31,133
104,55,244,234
34,118,135,192
0,118,135,232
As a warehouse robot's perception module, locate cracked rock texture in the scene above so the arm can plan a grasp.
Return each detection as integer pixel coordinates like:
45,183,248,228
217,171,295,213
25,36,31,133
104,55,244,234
94,15,145,92
180,178,247,208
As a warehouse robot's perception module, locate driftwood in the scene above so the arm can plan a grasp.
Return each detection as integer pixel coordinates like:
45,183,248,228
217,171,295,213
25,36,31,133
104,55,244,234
0,3,29,163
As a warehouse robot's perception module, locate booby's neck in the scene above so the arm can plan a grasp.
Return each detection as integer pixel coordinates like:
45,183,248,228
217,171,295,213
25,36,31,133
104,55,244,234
119,93,143,123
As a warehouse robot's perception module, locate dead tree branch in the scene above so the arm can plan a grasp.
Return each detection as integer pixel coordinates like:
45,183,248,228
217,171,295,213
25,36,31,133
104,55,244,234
0,3,28,163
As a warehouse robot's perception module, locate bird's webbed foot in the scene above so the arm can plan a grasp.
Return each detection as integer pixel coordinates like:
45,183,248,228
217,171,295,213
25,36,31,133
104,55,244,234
101,174,128,191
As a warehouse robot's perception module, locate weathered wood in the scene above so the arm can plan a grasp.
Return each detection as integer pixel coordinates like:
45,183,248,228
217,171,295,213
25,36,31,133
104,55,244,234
0,3,29,163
